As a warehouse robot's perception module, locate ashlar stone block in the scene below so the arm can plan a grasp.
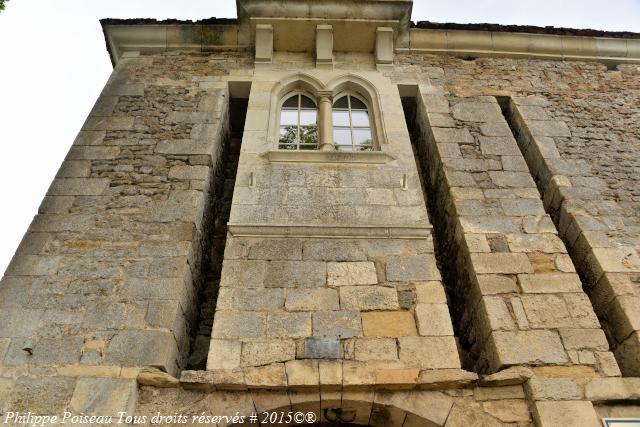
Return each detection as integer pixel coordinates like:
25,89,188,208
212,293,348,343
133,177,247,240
69,378,137,416
313,311,362,338
207,339,241,370
361,311,417,337
517,274,583,293
398,336,461,369
354,338,398,361
285,288,339,311
532,401,600,427
471,253,534,274
248,239,302,260
304,337,341,359
327,262,377,286
415,304,454,336
104,330,178,374
265,261,326,288
340,286,399,311
452,101,502,122
240,340,295,366
266,311,312,338
488,330,568,370
415,281,448,304
211,311,266,339
386,255,440,282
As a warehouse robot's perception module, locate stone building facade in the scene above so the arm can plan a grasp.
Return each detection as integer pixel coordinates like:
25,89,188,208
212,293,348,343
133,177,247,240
1,1,639,425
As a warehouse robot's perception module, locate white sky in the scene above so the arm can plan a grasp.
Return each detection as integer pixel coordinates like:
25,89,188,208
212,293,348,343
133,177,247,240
1,1,639,275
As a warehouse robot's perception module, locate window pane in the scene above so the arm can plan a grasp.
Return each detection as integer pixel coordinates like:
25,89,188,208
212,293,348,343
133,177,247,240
280,126,298,144
333,128,352,146
300,95,316,109
282,95,299,108
299,126,319,146
280,110,298,126
300,109,317,126
332,110,350,127
350,97,367,110
333,96,349,109
353,128,372,145
351,110,370,127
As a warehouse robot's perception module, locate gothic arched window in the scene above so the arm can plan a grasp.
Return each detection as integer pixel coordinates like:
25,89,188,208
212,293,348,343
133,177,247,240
278,93,319,150
332,94,373,152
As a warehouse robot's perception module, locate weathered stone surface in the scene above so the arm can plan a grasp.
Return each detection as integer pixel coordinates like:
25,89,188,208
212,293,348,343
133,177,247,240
532,401,600,427
354,338,398,361
105,330,178,373
241,341,295,366
471,253,534,274
415,304,454,336
585,378,640,401
266,311,312,338
313,311,362,338
168,165,210,180
207,339,242,370
248,239,303,260
219,260,267,288
452,101,502,122
303,240,367,261
11,377,76,413
488,330,568,369
526,377,582,401
265,261,327,288
70,378,137,415
285,288,339,311
444,398,504,427
0,308,43,337
217,288,284,310
285,360,319,388
475,274,518,295
375,390,454,426
418,370,478,391
211,311,265,339
398,336,461,369
517,273,582,293
137,368,180,388
362,311,417,337
386,255,441,281
527,120,571,137
327,262,378,286
482,399,531,423
558,328,609,351
415,281,448,303
340,286,399,311
304,337,341,359
479,136,521,156
479,366,533,386
474,385,525,401
431,127,474,143
244,364,287,388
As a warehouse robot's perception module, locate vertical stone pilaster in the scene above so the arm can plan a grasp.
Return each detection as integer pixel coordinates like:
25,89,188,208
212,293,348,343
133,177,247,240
413,89,617,375
506,95,640,376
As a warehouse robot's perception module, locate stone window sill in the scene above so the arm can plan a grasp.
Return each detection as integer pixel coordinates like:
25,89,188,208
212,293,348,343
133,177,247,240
262,150,395,164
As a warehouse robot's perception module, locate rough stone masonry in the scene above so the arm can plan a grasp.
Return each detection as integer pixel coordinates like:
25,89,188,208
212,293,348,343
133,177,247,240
0,1,639,426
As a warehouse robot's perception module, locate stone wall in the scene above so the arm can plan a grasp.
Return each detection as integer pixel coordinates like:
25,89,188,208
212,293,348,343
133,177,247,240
1,40,639,425
0,50,252,414
391,55,640,376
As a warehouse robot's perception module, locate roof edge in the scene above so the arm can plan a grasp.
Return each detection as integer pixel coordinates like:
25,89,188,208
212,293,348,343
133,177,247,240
413,21,640,40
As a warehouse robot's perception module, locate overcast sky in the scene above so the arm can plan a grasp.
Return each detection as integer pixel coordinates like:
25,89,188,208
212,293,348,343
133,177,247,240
1,1,639,275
